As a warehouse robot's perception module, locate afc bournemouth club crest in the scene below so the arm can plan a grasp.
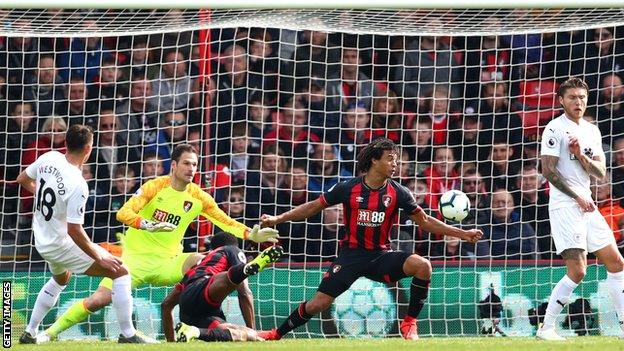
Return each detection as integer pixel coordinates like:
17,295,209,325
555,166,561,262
183,201,193,212
332,265,342,274
382,195,392,208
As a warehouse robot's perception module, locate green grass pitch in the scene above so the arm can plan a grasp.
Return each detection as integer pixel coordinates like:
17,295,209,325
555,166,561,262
7,337,624,351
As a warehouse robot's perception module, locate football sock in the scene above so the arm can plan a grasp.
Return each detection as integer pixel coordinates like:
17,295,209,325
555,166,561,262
277,302,312,337
46,299,92,337
542,275,578,330
408,277,430,319
25,278,66,335
607,270,624,329
111,275,136,338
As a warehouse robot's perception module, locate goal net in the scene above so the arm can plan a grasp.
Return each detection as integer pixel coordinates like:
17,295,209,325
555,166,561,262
1,7,624,340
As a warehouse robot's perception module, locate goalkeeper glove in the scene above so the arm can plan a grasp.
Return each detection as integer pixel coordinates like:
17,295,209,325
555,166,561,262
140,220,177,232
248,224,279,243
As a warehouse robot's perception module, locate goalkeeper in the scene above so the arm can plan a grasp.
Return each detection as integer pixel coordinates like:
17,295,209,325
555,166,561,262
39,144,279,342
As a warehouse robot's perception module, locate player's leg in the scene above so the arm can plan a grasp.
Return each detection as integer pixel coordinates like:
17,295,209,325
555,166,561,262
44,285,111,339
400,253,432,340
537,206,586,341
594,243,624,335
366,251,427,340
82,255,148,341
261,254,364,340
537,248,585,340
207,245,283,304
20,271,71,343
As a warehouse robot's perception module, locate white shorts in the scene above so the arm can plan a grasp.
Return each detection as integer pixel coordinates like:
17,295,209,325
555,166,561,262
549,206,615,254
39,241,104,275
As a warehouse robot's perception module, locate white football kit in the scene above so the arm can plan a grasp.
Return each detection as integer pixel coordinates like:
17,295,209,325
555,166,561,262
540,114,614,254
25,151,101,274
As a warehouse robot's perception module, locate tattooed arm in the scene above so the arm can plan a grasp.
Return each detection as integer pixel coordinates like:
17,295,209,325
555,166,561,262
541,155,595,212
540,155,579,199
568,136,606,180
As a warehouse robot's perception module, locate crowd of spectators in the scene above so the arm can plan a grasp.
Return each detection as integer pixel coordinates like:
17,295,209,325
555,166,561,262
2,11,624,263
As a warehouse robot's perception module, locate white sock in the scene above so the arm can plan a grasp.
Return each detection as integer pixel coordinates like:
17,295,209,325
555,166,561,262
26,278,66,335
111,275,136,338
542,275,578,330
607,270,624,331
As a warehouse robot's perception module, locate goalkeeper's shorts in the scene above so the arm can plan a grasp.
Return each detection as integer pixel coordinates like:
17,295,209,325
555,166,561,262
99,252,195,289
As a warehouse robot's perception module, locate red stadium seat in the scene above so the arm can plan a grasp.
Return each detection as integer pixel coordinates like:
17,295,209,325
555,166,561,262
518,80,559,109
519,108,561,139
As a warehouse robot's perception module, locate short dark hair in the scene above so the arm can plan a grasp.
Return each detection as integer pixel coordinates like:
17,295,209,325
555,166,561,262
356,137,398,173
557,77,589,97
65,124,93,153
171,144,197,163
210,232,239,249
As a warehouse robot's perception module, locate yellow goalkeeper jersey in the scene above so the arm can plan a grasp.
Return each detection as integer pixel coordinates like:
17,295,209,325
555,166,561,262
116,176,250,256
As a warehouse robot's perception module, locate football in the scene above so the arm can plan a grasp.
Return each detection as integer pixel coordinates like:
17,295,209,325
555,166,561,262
439,190,471,222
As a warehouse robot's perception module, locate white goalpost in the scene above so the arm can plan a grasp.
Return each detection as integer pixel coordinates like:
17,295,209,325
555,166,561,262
1,4,624,340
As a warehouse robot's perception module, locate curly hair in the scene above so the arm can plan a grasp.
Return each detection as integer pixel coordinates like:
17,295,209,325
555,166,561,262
356,137,398,174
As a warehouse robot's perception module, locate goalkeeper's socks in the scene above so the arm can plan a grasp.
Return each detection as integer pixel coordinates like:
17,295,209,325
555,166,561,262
542,274,578,330
607,270,624,329
408,277,430,318
227,263,248,285
111,275,136,338
25,278,66,335
277,302,312,337
46,299,92,337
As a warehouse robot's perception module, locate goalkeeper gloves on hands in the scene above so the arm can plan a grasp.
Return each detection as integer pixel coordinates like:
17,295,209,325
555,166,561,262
248,224,279,243
140,220,177,232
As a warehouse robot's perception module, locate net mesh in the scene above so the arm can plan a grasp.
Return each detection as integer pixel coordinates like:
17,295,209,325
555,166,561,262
1,7,624,340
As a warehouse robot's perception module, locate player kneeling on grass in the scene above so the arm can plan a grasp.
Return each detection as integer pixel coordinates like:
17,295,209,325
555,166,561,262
161,232,283,342
257,138,482,341
17,125,152,344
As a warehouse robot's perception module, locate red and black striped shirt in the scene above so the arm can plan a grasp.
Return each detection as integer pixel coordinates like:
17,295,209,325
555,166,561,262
176,245,245,290
319,176,422,250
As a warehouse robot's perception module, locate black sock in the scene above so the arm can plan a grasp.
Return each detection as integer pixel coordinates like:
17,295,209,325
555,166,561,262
277,302,312,336
408,277,430,318
227,263,247,285
198,328,233,342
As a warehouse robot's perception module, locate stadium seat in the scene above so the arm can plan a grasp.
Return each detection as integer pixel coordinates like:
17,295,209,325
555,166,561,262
518,80,559,109
519,108,561,139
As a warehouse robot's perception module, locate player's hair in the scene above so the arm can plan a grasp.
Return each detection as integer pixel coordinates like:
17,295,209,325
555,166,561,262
210,232,239,249
356,137,398,174
171,144,197,163
557,77,589,97
65,124,93,153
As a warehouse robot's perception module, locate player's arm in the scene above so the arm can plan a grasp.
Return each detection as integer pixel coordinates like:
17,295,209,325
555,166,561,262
161,286,181,342
194,185,277,243
66,186,123,271
116,178,176,232
16,170,36,193
236,280,255,329
540,155,581,199
410,211,482,244
261,198,326,227
569,136,606,180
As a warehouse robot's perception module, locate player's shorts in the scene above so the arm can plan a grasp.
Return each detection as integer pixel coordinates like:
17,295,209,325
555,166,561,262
99,252,195,290
318,248,412,298
549,206,615,254
40,241,108,275
178,275,227,329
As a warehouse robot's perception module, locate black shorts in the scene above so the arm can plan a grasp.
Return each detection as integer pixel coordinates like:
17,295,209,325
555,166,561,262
179,276,227,329
318,248,412,298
